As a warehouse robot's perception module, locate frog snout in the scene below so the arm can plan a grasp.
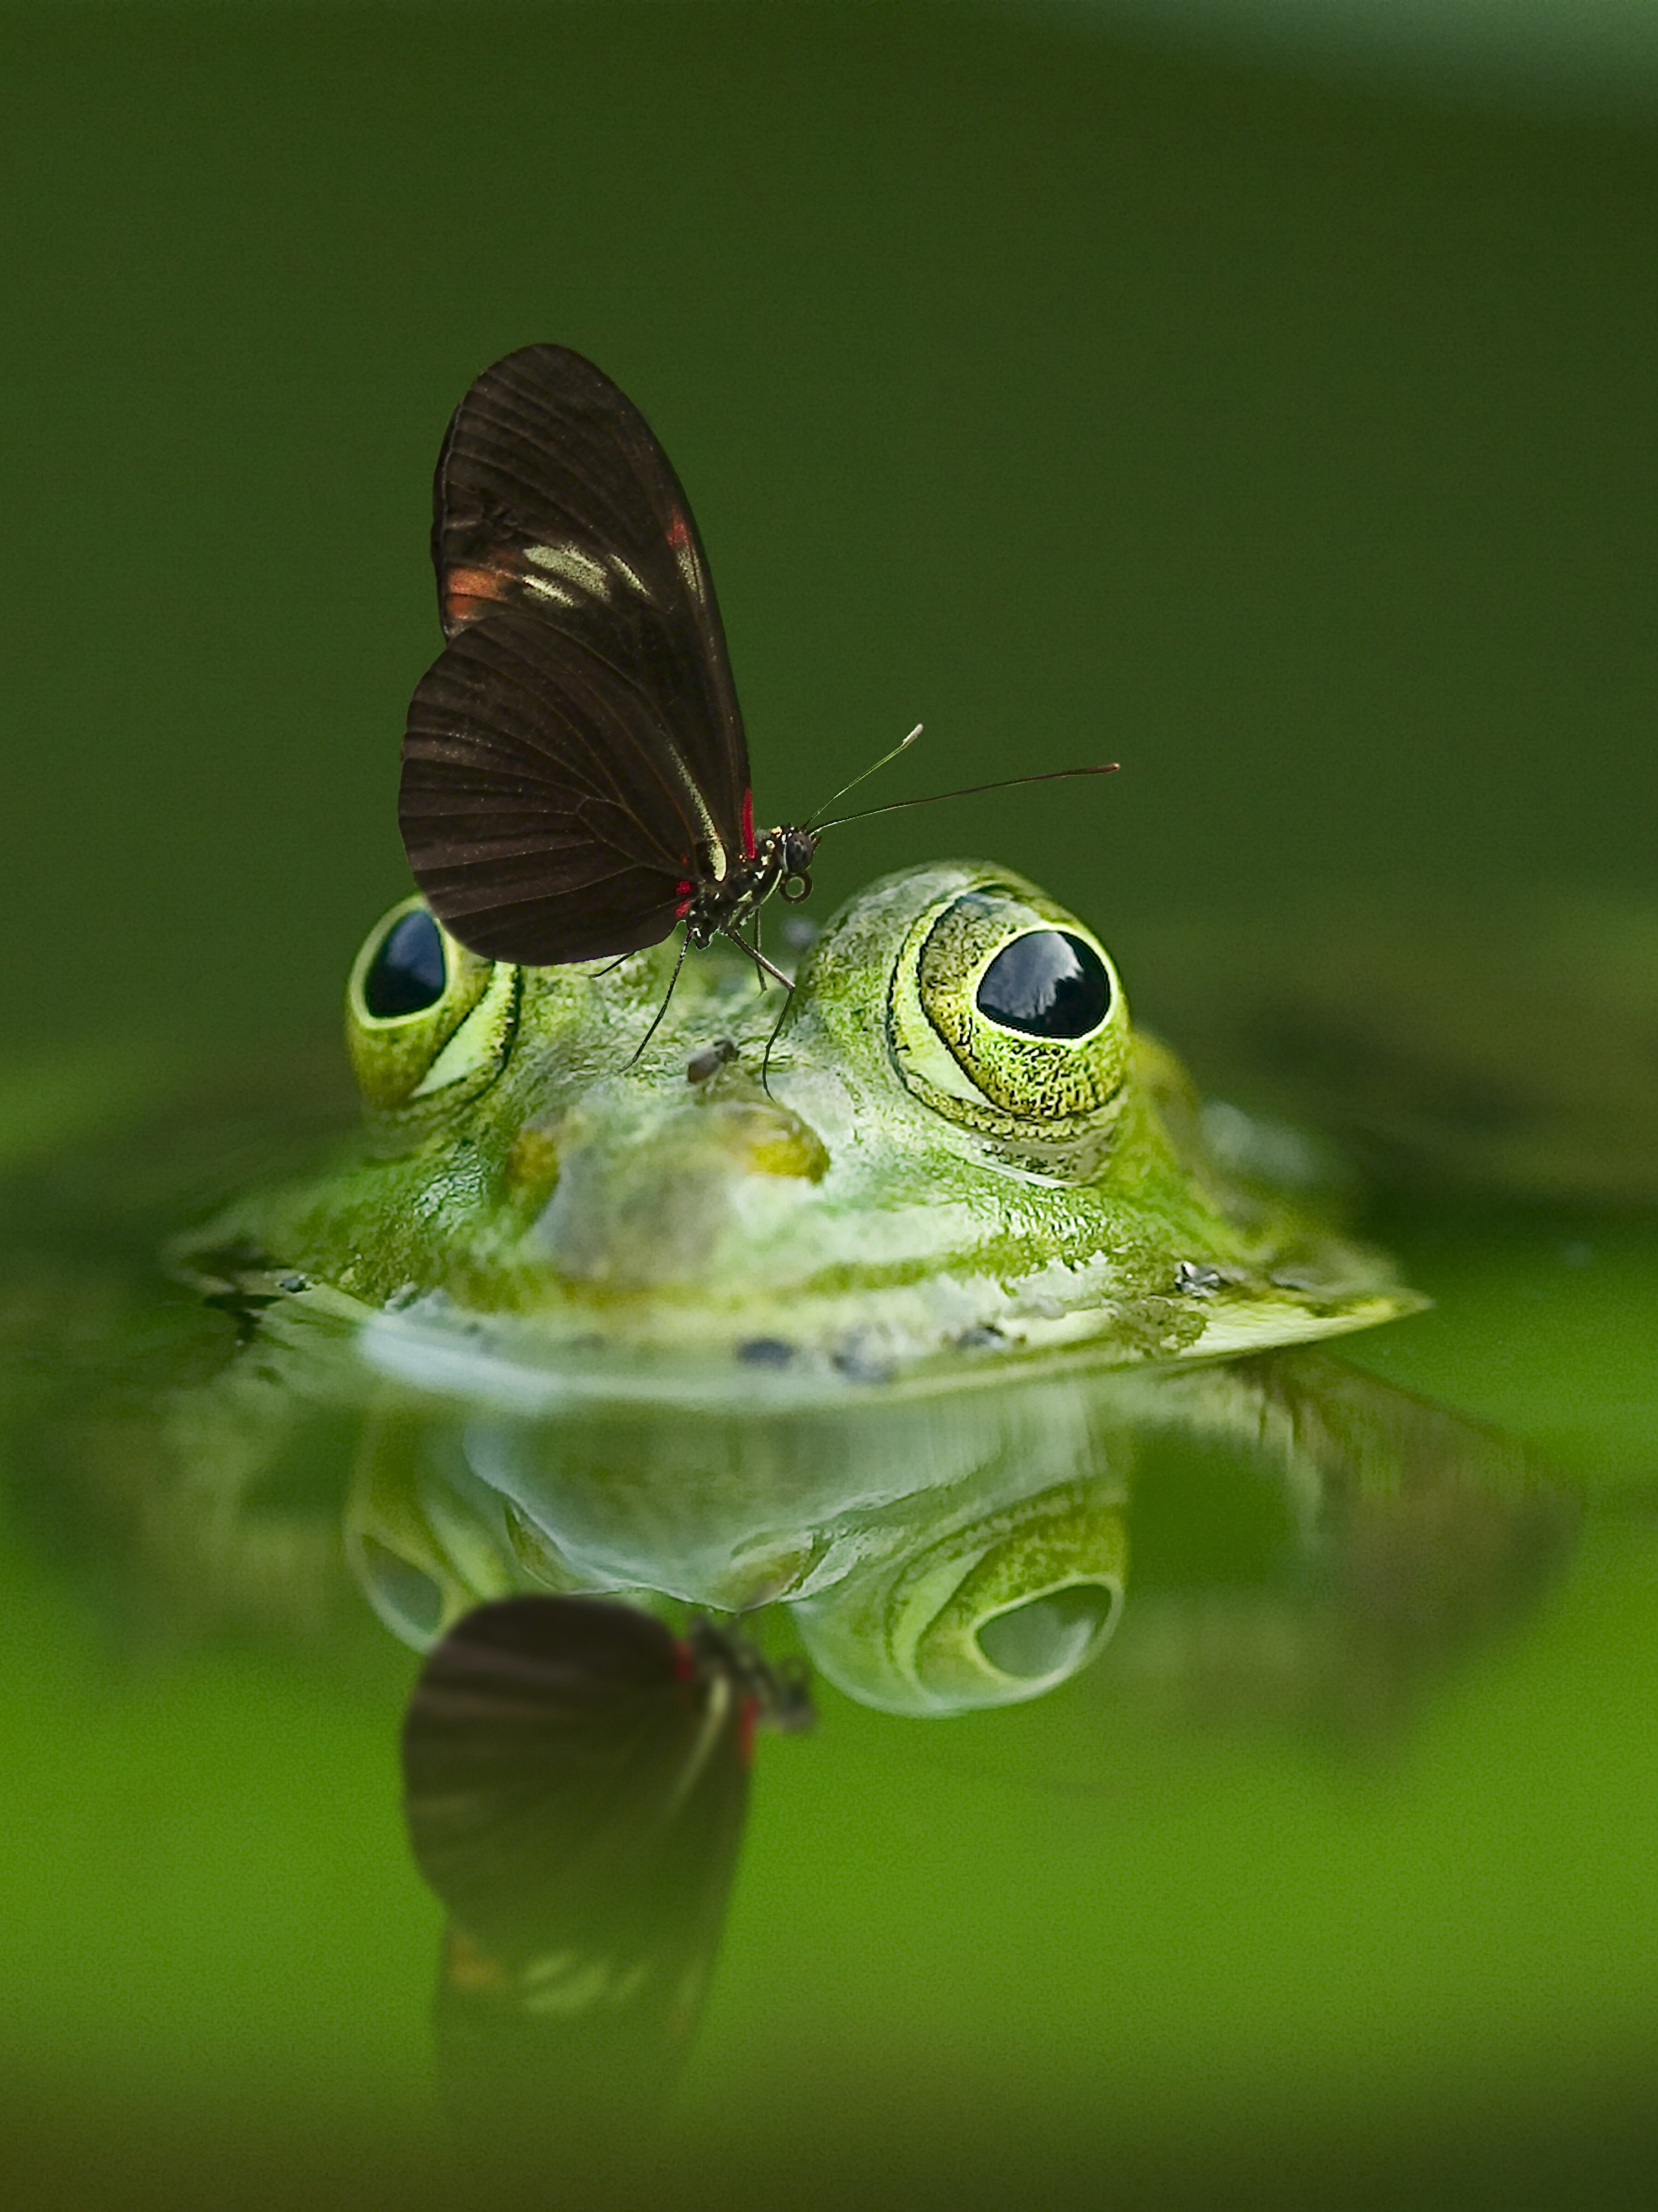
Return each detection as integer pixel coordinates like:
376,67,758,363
530,1096,827,1288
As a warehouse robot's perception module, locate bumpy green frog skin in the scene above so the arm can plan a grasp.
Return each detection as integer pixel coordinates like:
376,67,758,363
193,859,1417,1407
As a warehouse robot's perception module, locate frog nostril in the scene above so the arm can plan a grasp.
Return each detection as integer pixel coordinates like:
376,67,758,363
975,930,1110,1040
712,1100,830,1180
364,908,447,1019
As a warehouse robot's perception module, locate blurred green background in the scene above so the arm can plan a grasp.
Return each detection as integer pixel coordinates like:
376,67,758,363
2,6,1656,2208
5,1,1657,1057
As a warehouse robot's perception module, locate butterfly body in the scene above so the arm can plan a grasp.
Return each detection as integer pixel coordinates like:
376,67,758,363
682,818,818,948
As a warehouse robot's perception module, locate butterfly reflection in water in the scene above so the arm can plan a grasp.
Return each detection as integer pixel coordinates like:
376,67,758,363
397,344,1113,1023
400,1595,811,2159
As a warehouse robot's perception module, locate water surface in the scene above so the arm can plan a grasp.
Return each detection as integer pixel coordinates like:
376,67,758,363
2,7,1655,2206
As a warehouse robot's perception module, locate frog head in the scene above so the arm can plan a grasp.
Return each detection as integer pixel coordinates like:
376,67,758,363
270,857,1413,1400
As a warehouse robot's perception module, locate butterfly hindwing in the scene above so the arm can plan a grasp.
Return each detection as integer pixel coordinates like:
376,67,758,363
400,607,702,963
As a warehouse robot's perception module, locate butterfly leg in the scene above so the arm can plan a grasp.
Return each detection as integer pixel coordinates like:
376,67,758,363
623,927,692,1069
719,928,798,1098
720,927,794,997
758,995,796,1100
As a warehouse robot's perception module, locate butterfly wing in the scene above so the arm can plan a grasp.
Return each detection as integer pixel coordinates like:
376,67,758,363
401,1595,756,2145
402,607,706,963
400,346,753,964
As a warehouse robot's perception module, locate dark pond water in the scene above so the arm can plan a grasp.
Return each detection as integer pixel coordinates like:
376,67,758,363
1,8,1655,2209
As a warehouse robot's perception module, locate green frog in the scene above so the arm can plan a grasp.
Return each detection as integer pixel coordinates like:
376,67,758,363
193,857,1415,1380
91,856,1549,1724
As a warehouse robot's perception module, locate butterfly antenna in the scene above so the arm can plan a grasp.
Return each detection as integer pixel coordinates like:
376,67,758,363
814,760,1117,835
805,723,924,832
623,928,692,1069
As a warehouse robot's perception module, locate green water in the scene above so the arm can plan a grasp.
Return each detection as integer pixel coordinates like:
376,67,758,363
2,7,1655,2206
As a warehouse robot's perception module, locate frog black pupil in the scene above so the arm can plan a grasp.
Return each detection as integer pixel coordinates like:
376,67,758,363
365,909,447,1018
975,931,1110,1039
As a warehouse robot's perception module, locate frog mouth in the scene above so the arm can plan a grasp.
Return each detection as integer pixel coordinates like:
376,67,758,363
351,1262,1418,1422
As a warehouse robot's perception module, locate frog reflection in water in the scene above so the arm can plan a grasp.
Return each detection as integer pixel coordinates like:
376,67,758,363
157,860,1564,2143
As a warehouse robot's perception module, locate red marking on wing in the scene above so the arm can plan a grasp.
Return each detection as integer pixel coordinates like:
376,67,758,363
741,789,756,859
738,1695,759,1769
665,511,690,551
671,1638,698,1682
674,878,694,917
444,563,513,627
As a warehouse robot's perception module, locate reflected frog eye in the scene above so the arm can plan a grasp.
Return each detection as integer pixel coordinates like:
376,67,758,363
889,886,1130,1132
976,1584,1118,1678
792,1477,1129,1715
346,895,519,1129
362,908,447,1019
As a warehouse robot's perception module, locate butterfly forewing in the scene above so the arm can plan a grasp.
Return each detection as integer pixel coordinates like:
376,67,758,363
402,346,752,964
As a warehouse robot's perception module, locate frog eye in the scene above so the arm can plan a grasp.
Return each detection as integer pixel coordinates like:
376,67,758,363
974,929,1112,1038
361,907,447,1019
889,887,1130,1130
346,895,519,1130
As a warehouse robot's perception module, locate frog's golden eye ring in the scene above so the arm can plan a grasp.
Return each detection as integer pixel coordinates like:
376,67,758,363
346,895,520,1133
889,884,1130,1132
